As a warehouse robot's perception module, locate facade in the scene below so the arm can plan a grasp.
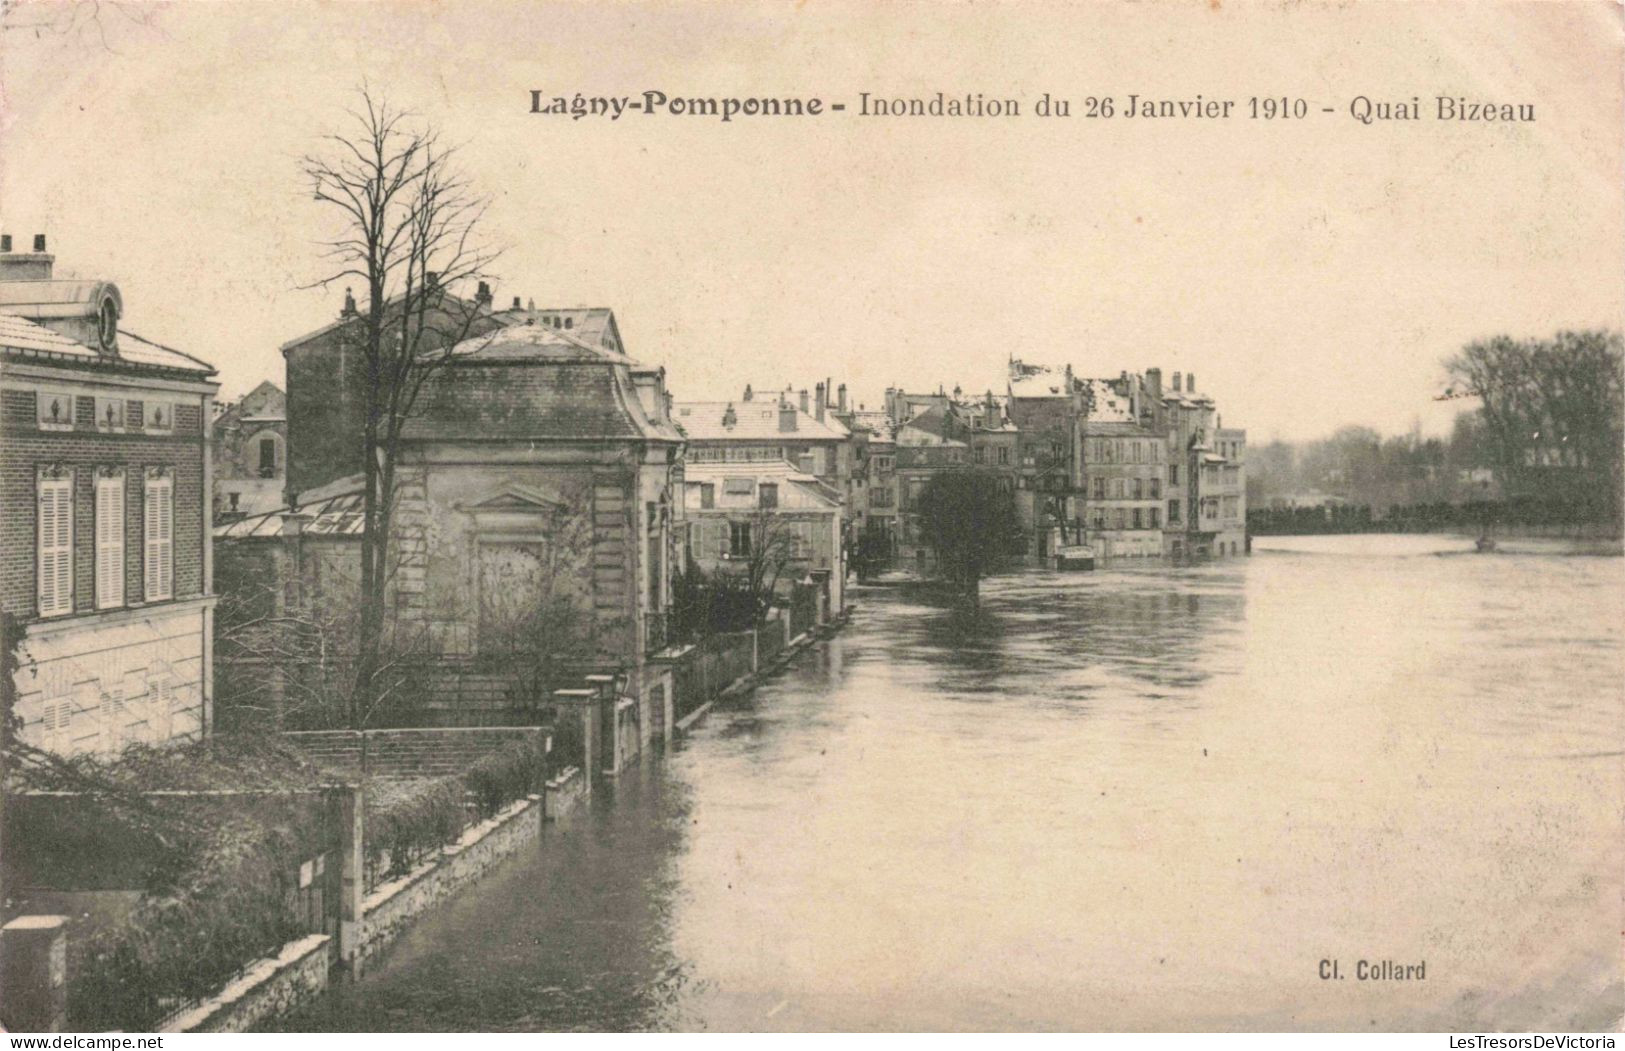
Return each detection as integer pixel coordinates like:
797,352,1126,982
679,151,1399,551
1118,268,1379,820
682,460,844,613
211,379,285,519
0,238,218,756
846,409,898,553
893,404,971,571
240,298,685,759
1160,371,1247,558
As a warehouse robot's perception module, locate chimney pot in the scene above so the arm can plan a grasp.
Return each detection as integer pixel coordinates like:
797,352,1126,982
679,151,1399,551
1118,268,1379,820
512,296,522,310
1187,373,1195,392
0,235,10,253
1172,372,1182,392
800,389,810,413
33,235,46,253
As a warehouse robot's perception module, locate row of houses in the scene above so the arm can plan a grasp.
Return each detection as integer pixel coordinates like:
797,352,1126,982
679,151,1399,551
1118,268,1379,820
4,238,1242,761
670,361,1248,573
2,245,851,760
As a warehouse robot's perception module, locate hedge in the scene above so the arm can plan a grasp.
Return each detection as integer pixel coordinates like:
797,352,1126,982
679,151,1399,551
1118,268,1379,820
362,776,467,888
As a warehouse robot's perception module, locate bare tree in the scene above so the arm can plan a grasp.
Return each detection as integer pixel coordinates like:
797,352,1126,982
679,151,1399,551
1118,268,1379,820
1445,330,1623,525
300,88,500,715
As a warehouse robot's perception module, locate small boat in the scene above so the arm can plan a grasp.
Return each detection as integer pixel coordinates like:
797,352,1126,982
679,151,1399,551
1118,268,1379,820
1054,544,1096,571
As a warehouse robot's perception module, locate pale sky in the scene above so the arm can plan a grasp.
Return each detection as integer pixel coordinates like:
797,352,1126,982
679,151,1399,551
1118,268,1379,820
2,0,1620,441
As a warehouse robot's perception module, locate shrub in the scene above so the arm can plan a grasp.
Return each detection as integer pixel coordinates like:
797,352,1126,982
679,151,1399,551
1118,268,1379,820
66,808,322,1032
363,776,466,887
462,736,545,820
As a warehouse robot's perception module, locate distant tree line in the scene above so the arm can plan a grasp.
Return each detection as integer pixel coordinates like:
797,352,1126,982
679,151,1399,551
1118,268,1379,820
1248,495,1612,537
1250,330,1622,536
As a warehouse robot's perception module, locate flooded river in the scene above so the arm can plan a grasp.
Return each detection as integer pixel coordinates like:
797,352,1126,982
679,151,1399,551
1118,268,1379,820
277,535,1623,1031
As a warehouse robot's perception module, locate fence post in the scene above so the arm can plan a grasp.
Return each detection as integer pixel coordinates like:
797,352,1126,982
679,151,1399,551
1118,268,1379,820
749,629,759,673
0,915,69,1032
331,783,364,976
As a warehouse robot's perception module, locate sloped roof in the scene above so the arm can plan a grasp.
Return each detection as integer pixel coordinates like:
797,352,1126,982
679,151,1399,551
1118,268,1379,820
214,488,365,540
448,317,637,366
683,459,843,508
672,400,847,442
0,311,214,375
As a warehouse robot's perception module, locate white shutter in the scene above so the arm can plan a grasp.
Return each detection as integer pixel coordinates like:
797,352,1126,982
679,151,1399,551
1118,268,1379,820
37,476,73,617
95,473,125,609
144,475,174,601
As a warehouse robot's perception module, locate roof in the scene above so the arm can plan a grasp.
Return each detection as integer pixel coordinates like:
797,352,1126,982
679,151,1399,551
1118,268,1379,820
214,487,365,540
0,279,119,319
495,307,622,354
673,400,847,443
0,311,214,375
683,460,842,508
447,318,637,366
848,410,894,439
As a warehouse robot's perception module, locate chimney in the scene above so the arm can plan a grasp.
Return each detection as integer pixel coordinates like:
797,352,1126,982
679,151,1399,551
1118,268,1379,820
341,288,358,317
837,384,848,412
475,281,492,308
1172,372,1182,393
814,382,826,422
512,296,522,310
722,403,737,428
743,383,754,402
1145,367,1162,402
799,389,810,413
0,232,54,281
1187,373,1195,393
779,399,798,433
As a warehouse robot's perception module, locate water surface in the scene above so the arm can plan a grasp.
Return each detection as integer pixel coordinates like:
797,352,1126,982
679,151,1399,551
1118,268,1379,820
278,535,1623,1031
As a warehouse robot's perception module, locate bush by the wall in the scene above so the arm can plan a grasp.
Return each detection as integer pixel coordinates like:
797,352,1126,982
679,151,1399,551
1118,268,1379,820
362,776,466,888
462,736,545,820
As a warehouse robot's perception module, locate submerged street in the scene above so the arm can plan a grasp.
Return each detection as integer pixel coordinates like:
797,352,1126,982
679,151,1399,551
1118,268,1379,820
275,536,1623,1032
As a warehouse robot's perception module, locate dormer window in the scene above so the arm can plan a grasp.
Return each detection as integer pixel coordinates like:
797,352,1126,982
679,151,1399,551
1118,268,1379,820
97,296,119,353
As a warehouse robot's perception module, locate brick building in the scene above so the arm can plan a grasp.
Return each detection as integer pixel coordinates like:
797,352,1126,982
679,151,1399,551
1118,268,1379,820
0,237,218,756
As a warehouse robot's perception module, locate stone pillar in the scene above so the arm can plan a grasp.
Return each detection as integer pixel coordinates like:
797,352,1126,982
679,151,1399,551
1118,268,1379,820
553,689,597,789
1,915,69,1032
328,784,364,975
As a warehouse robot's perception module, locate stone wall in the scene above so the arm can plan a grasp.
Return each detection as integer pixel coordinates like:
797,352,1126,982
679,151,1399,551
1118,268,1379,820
285,726,545,780
358,795,542,968
165,934,332,1033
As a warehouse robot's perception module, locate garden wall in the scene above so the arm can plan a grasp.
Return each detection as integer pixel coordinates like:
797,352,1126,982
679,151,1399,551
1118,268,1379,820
285,726,545,780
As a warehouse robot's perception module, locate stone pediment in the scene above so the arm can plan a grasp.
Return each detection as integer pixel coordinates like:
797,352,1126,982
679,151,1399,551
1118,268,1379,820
460,483,568,514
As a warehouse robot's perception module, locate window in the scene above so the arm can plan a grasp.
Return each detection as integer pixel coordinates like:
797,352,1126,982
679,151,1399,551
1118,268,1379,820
95,470,126,609
1151,478,1161,500
700,483,715,509
723,477,755,496
974,447,985,464
37,391,75,431
144,470,174,601
258,437,277,478
1150,507,1161,528
759,483,779,509
729,521,753,558
1169,465,1180,485
1169,499,1181,524
1132,478,1143,500
797,453,816,474
1112,479,1124,500
37,470,74,617
1093,477,1105,500
1132,442,1143,464
997,447,1010,465
1132,508,1143,530
1113,508,1126,530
